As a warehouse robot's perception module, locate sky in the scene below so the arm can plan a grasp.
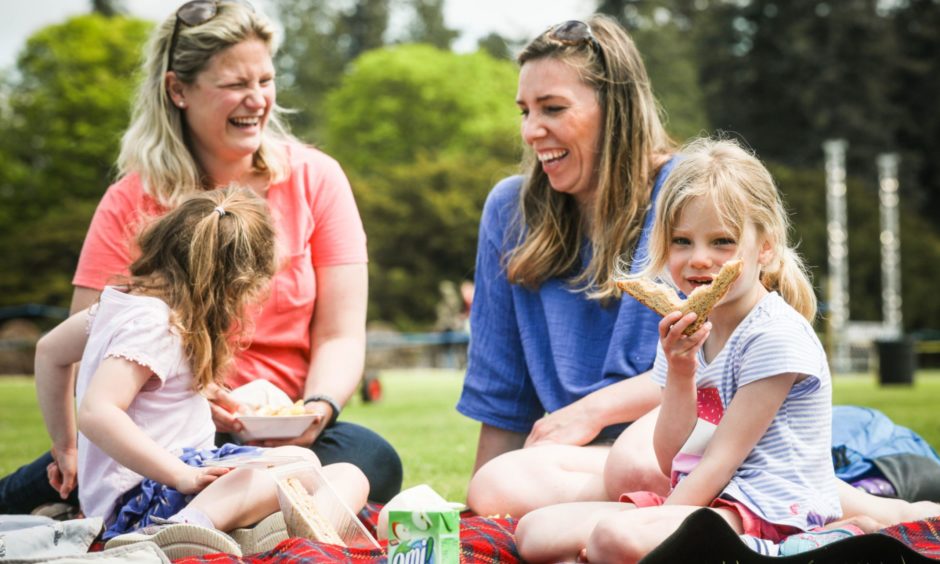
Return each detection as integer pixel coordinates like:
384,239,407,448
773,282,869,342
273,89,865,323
3,0,596,70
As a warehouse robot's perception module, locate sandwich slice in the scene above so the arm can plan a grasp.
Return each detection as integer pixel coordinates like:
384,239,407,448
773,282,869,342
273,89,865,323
616,259,743,336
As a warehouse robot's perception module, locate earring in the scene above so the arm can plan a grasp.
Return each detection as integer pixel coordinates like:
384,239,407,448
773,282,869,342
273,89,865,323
177,101,186,109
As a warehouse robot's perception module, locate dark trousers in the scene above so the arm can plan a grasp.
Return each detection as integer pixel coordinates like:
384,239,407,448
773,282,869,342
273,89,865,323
0,450,74,514
0,421,403,514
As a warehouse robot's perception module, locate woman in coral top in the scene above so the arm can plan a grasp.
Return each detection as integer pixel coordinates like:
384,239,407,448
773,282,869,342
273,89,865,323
0,0,401,519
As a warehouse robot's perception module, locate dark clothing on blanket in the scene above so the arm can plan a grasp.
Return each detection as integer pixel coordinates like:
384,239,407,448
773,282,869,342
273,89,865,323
641,507,940,564
831,405,940,502
0,450,76,514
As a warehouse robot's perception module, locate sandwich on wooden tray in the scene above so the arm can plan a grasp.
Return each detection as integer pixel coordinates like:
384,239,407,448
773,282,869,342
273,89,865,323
616,259,743,336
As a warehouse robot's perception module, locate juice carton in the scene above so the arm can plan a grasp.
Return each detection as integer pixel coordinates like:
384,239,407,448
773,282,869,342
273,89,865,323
387,509,459,564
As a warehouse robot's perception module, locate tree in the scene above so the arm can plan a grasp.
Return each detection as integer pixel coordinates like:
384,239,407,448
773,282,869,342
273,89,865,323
323,44,519,174
91,0,125,17
0,14,151,307
890,0,940,218
273,0,390,142
322,45,520,326
353,154,515,327
403,0,458,50
696,0,899,169
769,160,940,332
690,0,940,330
595,0,709,141
476,32,513,61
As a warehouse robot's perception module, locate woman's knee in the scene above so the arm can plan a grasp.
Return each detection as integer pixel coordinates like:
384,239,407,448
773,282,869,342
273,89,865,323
321,462,370,508
603,454,665,499
466,454,523,516
322,462,368,488
468,447,609,517
603,432,668,498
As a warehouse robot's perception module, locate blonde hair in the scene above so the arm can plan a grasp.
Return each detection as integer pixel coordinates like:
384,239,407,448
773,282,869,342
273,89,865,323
118,1,296,207
640,137,817,320
507,14,675,300
128,187,277,391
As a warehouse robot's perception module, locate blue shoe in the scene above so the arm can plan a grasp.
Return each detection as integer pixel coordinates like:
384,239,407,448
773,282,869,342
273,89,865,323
778,526,863,556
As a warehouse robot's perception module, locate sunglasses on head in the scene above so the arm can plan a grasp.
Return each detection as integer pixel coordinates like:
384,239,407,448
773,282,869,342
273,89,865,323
166,0,254,72
546,20,608,73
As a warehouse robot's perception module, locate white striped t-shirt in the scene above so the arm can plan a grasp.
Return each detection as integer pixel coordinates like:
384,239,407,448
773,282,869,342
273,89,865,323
651,292,842,530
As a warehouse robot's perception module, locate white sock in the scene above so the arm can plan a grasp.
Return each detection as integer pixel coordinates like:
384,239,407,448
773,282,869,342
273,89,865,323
167,506,216,529
739,534,781,556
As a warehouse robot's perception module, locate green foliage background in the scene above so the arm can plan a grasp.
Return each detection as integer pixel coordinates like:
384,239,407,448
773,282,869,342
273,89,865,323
0,0,938,334
0,14,151,307
322,45,519,326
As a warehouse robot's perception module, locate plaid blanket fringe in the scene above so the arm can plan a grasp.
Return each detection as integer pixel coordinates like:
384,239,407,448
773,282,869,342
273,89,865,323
880,516,940,559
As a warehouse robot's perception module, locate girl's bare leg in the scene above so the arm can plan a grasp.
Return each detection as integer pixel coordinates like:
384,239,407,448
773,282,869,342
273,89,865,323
467,445,611,518
604,407,671,499
515,501,634,563
468,409,671,519
185,446,368,532
837,480,940,527
318,462,370,514
586,505,743,564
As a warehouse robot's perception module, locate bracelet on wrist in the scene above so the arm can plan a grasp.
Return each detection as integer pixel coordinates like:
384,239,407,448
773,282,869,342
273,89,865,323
303,394,341,427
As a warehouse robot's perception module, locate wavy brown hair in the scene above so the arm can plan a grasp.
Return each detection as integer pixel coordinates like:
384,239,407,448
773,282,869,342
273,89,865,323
128,187,277,391
507,14,675,300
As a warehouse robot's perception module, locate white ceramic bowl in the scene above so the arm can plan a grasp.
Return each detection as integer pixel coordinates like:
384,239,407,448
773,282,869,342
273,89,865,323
235,414,318,441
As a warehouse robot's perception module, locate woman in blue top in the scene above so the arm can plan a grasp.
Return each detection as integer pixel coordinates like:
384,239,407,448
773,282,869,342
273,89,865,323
457,16,940,530
457,15,676,517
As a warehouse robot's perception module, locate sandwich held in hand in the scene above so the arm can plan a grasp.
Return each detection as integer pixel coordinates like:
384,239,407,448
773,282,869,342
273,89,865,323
616,259,743,335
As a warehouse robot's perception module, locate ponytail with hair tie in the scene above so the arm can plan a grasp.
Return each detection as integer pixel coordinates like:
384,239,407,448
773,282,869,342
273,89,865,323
127,186,277,392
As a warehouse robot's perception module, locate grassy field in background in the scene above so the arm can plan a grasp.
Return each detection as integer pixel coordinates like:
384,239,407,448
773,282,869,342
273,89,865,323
1,369,938,503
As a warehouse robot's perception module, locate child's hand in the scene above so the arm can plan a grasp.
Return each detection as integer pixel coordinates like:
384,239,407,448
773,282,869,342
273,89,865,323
659,311,711,379
48,445,78,500
174,466,231,495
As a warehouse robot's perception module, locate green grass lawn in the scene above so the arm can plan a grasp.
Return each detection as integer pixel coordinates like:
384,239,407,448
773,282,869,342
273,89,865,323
2,369,938,504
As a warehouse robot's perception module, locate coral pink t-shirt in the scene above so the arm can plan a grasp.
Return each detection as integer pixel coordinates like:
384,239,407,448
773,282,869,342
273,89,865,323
73,143,368,399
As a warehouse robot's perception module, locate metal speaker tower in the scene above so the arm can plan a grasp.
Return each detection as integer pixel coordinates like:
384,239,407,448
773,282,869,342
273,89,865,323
824,139,850,373
877,153,902,337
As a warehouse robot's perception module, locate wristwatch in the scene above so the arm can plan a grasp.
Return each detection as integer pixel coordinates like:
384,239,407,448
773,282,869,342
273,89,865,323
303,394,341,427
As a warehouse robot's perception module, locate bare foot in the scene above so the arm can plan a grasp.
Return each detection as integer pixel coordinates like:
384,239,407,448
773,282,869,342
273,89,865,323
906,501,940,522
824,515,885,533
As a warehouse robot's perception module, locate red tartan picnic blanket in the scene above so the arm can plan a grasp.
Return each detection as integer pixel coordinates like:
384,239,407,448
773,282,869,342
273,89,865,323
173,505,940,563
879,516,940,559
174,504,519,563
